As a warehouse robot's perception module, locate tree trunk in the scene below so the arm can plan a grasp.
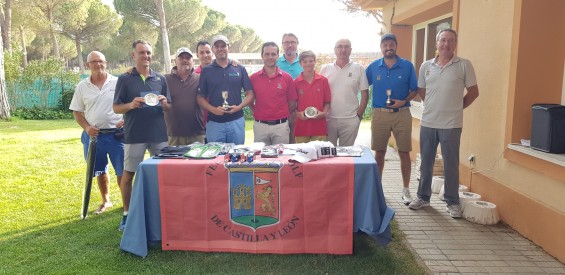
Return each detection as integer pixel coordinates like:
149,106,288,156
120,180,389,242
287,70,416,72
75,38,84,74
47,7,60,59
0,23,11,120
19,25,27,67
155,0,171,72
1,0,12,52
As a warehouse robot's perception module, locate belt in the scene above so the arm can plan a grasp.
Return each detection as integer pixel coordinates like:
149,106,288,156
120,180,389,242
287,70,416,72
374,107,409,113
254,118,288,125
98,128,120,134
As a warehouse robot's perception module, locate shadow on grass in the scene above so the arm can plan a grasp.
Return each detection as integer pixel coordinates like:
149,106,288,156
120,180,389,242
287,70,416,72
1,208,426,274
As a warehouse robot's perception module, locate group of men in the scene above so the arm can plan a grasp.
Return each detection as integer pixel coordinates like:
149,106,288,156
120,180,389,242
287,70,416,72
69,28,479,232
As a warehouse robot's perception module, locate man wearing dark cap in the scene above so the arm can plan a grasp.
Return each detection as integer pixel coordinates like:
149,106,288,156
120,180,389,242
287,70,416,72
365,33,418,205
197,35,254,144
164,47,205,145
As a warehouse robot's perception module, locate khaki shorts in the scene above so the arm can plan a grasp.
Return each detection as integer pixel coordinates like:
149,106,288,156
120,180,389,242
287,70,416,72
124,142,168,172
295,136,326,143
371,108,412,152
253,120,289,145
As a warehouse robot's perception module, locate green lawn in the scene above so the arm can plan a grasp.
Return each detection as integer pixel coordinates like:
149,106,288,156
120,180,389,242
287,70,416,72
0,118,426,274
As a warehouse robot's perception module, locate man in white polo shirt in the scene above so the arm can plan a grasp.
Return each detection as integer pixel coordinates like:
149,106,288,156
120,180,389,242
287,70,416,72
409,29,479,219
320,38,369,147
70,51,124,215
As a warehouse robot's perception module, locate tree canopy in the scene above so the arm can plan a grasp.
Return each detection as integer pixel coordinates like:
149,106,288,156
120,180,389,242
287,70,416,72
1,0,263,71
0,0,264,119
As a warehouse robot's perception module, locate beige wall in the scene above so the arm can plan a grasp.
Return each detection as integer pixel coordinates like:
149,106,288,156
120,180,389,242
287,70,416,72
376,0,565,263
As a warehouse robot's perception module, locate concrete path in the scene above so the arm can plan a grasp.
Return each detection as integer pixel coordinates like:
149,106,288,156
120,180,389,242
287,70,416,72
354,130,565,274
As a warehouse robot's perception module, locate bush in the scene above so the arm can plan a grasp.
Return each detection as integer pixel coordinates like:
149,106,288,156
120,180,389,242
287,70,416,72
12,108,74,120
58,85,75,111
108,64,131,76
4,51,23,83
17,58,79,110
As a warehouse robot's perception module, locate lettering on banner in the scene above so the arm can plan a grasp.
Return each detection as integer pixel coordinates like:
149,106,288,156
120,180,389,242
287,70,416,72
210,214,300,242
287,162,303,178
206,162,221,176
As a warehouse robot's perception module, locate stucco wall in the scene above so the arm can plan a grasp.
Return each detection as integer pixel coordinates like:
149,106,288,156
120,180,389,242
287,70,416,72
377,0,565,263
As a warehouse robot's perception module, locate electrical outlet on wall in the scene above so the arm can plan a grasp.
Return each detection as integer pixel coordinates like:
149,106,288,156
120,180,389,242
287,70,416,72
468,154,475,164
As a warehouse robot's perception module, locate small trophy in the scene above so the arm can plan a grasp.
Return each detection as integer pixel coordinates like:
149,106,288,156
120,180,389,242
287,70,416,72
385,89,392,106
221,91,231,110
144,93,159,106
304,107,318,118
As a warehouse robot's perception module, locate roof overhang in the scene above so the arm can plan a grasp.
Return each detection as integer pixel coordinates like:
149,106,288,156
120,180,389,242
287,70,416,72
352,0,389,10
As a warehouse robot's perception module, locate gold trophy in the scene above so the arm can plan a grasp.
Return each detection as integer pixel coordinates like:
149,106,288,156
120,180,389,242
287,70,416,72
386,89,392,106
221,91,231,110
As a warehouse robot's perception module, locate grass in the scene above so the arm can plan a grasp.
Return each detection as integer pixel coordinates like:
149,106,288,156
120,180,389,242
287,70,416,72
0,118,426,274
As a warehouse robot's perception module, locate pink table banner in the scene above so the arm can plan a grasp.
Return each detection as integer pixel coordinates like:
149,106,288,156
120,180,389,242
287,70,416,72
158,156,354,254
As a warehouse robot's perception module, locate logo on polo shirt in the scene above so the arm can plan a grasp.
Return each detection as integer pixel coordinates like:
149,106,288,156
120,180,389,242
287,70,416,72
277,83,283,89
228,72,240,77
377,75,381,81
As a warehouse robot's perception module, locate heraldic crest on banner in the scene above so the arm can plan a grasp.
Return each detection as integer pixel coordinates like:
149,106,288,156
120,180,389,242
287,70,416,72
226,161,284,231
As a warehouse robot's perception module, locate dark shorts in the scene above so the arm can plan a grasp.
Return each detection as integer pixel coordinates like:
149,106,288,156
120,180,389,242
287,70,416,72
81,131,124,176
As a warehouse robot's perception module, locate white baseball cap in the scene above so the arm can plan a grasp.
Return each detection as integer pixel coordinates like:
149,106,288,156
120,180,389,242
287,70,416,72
175,47,193,58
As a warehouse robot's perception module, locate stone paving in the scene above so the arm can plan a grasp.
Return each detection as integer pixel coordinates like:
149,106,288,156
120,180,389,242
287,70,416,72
354,131,565,274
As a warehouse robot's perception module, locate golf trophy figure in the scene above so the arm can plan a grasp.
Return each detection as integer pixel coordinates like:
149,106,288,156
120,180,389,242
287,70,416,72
221,91,231,110
385,89,392,106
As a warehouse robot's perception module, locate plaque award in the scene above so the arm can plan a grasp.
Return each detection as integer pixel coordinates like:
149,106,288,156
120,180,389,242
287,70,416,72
144,93,159,106
304,107,318,118
385,89,392,106
221,91,231,110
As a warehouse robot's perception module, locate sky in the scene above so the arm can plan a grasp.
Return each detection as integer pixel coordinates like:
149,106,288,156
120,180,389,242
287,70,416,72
100,0,381,53
200,0,381,53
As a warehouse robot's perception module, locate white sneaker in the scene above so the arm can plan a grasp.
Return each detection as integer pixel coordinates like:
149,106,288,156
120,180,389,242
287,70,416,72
402,188,412,205
447,204,463,218
408,198,430,210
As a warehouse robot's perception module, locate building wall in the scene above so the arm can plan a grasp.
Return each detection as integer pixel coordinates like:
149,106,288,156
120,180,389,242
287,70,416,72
376,0,565,263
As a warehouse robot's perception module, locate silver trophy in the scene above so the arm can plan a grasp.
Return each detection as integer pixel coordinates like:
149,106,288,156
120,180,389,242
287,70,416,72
386,89,392,106
144,93,159,106
304,106,318,118
221,91,231,110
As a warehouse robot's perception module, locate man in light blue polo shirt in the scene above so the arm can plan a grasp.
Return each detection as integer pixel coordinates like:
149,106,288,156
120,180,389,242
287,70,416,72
197,35,254,145
366,33,418,205
277,33,303,79
277,33,303,143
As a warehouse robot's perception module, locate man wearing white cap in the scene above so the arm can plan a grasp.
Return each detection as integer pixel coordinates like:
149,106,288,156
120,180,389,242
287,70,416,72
164,47,205,145
197,34,254,144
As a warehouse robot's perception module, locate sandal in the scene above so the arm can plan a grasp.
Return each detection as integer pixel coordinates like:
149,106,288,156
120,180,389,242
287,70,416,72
95,201,113,214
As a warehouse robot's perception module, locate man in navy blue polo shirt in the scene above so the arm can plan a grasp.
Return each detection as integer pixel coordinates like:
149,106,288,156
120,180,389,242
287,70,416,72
197,34,254,145
113,40,171,231
366,33,418,205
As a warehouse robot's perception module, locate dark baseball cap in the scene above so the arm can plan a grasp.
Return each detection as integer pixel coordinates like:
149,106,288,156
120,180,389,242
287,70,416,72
380,33,397,44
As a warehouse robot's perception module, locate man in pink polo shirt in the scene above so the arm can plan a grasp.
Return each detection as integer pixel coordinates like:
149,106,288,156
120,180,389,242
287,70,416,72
250,41,297,145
